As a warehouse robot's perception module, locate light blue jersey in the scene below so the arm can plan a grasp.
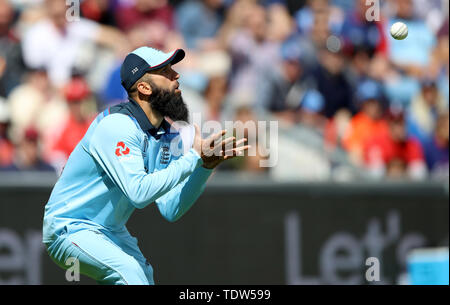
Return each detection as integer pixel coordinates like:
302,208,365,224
43,98,212,244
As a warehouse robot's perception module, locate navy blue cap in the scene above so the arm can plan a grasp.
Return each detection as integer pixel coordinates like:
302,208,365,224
120,47,185,91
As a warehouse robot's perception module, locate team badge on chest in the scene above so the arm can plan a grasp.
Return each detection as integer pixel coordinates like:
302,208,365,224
160,144,171,165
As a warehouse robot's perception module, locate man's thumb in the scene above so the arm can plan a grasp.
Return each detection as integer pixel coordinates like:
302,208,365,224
193,123,200,138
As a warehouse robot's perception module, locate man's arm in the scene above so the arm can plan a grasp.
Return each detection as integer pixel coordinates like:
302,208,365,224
88,114,203,209
156,166,213,222
155,123,250,222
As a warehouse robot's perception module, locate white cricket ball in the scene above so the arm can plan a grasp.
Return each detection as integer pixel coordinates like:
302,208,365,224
390,22,408,40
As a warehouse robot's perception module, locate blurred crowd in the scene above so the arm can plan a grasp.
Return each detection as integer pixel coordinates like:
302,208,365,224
0,0,448,181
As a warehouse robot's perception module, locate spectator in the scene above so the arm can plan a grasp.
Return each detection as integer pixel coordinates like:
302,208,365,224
342,80,390,165
115,0,175,32
434,18,449,102
340,0,389,87
374,56,421,111
228,3,280,107
281,5,333,73
221,103,269,174
256,37,303,117
388,0,436,78
0,0,25,97
298,90,328,130
21,0,129,88
214,0,255,48
423,112,449,179
176,0,224,50
323,108,353,152
412,0,448,34
340,0,388,57
345,47,374,89
7,67,67,146
233,105,269,174
363,111,427,180
256,37,325,125
81,0,118,27
407,79,448,145
266,3,296,43
0,98,13,166
51,77,96,166
331,0,355,13
294,0,328,35
198,50,231,121
313,44,355,119
0,126,55,172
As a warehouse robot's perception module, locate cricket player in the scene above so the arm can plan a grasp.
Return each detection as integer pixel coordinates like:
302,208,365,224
42,47,249,285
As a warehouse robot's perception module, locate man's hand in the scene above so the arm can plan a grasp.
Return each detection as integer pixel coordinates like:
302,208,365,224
193,124,250,169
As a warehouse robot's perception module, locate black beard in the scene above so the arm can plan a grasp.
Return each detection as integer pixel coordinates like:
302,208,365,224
148,86,189,123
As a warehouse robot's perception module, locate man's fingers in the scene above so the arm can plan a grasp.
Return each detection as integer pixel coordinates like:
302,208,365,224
212,137,248,155
202,134,248,158
234,145,251,153
211,136,235,152
234,138,247,147
206,130,227,148
224,143,250,155
222,145,251,159
221,136,236,146
193,123,201,138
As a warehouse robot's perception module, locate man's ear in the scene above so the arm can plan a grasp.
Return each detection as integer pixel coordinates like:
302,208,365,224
137,81,152,96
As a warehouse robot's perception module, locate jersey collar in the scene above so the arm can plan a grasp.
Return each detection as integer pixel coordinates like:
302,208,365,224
127,97,172,138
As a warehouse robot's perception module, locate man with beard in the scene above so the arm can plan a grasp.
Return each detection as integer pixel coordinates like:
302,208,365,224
42,47,249,284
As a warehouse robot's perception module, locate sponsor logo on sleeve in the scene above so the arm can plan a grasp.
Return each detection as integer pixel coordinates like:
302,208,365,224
115,141,130,157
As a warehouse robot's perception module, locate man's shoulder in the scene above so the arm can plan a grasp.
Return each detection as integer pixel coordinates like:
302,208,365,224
97,111,140,131
92,109,142,142
86,112,143,155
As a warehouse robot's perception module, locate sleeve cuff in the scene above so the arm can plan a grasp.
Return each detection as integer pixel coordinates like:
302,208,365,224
191,164,214,184
188,148,203,168
197,165,214,174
